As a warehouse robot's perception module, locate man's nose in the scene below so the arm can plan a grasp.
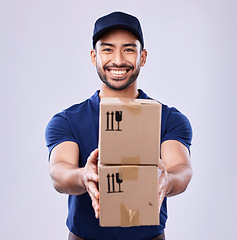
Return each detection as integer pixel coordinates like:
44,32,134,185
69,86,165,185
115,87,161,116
112,50,125,66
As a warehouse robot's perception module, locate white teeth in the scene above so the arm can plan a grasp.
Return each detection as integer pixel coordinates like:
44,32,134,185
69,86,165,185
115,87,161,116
110,70,127,75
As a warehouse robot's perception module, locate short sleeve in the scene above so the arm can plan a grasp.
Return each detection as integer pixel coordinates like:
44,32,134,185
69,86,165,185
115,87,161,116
45,112,77,159
161,107,193,152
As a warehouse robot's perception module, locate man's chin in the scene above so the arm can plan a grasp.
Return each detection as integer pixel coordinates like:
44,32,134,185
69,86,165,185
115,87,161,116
105,84,129,91
104,80,136,91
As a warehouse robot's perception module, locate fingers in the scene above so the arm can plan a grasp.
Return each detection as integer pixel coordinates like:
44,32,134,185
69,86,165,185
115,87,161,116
87,181,100,218
84,173,100,218
87,180,99,199
158,158,168,211
84,163,99,198
158,177,166,212
84,148,100,218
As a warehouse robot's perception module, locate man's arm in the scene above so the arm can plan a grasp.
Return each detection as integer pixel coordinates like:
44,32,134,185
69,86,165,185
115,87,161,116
158,140,192,210
49,141,100,218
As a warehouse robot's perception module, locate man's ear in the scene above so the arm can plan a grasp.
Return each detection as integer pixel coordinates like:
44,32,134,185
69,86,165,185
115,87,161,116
90,49,96,66
140,49,147,67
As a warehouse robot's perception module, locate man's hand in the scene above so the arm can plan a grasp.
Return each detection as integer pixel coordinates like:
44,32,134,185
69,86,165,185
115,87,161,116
82,149,100,219
158,159,169,211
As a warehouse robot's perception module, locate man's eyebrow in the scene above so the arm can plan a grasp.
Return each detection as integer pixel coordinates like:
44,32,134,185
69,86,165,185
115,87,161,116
100,42,115,47
123,43,137,47
99,43,137,47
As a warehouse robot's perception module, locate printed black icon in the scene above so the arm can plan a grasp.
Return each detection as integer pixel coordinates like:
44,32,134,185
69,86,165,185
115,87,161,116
115,173,123,192
106,111,122,131
107,173,123,193
115,111,122,131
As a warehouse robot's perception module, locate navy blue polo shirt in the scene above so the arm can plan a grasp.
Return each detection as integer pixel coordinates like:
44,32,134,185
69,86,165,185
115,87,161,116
45,89,192,240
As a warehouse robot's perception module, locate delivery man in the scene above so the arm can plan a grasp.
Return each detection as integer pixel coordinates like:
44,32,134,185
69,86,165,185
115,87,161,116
45,11,192,240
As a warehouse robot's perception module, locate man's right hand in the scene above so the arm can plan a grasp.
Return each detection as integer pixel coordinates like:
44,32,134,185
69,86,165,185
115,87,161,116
82,149,100,219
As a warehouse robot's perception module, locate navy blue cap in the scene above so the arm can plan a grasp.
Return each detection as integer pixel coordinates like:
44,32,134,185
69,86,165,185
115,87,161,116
92,11,144,49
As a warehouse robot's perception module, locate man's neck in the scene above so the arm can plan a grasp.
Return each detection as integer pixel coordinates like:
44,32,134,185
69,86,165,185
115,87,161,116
99,83,139,99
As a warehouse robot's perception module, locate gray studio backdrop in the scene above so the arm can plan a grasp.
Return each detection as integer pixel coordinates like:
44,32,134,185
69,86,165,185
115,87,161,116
1,0,236,239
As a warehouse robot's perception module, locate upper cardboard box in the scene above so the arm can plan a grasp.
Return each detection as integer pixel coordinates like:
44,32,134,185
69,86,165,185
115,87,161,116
99,98,162,165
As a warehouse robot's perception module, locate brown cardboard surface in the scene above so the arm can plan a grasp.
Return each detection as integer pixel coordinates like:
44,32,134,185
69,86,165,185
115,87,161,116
99,98,162,165
99,164,159,227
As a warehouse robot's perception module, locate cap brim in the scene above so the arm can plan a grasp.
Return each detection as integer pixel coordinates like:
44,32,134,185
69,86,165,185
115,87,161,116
93,24,143,49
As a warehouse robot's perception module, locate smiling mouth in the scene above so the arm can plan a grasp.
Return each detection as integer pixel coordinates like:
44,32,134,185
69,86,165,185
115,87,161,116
110,70,127,75
106,68,131,80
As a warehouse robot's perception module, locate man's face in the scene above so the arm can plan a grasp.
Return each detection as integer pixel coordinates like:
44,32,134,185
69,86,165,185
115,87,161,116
91,29,147,91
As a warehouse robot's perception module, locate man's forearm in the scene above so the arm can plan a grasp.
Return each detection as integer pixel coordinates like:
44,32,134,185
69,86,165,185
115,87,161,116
165,163,192,197
49,161,87,195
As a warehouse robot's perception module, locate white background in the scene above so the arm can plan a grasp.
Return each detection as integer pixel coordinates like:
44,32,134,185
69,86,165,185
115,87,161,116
1,0,236,239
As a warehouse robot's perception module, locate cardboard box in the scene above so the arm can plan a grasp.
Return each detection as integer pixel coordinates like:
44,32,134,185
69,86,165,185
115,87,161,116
99,164,159,227
99,98,162,165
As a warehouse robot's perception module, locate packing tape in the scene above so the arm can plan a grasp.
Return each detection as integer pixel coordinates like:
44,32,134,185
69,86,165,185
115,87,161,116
118,98,142,114
119,165,138,180
120,203,139,226
121,156,140,165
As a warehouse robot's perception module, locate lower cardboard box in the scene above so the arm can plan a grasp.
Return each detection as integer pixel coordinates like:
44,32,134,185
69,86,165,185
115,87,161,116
99,164,159,227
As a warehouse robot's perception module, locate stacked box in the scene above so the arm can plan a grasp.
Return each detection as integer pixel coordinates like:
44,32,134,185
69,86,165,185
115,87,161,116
98,98,162,227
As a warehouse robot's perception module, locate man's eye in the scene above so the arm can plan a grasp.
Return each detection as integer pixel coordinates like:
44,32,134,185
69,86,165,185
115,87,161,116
125,48,135,52
102,48,113,52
